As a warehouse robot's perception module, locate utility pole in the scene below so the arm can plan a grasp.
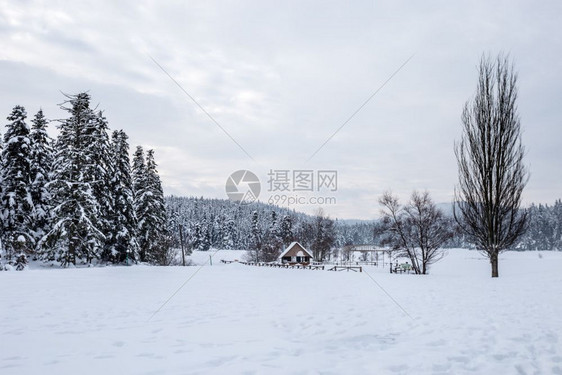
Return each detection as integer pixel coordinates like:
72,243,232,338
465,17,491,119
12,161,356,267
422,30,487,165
179,225,186,267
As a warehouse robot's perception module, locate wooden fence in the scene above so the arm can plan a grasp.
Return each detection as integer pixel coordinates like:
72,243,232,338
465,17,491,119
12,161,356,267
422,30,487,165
235,261,325,270
328,265,363,273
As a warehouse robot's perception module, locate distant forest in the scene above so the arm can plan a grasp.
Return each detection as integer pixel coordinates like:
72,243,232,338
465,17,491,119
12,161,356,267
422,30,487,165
165,196,562,253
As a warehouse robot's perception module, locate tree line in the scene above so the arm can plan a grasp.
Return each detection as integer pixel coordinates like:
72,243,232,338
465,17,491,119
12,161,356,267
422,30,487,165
0,92,169,270
166,196,347,263
518,201,562,250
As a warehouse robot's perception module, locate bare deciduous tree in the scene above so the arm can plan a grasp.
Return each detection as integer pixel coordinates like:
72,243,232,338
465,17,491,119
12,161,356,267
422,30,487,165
454,54,528,278
379,191,452,274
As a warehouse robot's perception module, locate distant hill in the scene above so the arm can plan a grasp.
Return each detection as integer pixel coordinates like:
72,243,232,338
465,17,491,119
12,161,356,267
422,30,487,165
436,202,455,216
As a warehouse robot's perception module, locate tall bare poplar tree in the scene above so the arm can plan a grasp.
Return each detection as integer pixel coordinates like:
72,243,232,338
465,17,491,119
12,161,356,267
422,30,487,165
454,54,528,278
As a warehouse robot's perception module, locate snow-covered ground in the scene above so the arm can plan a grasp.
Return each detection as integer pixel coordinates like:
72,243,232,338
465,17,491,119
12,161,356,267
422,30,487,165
1,249,561,374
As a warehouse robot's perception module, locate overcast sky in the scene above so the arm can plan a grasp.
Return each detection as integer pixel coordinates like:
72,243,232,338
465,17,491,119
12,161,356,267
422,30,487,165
1,0,560,219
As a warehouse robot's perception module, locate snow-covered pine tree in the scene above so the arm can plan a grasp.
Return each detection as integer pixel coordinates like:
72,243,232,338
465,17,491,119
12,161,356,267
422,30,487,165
280,214,294,248
222,218,236,249
84,110,114,261
132,147,169,264
132,146,148,260
191,223,202,251
0,105,34,267
192,219,211,251
249,210,261,262
109,130,139,263
520,204,539,250
165,207,182,251
146,149,170,261
42,93,104,266
262,211,283,262
211,215,223,249
29,109,53,254
200,222,211,251
553,199,562,250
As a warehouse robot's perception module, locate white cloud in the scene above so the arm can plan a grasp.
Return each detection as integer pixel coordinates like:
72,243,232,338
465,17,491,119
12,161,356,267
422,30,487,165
0,0,560,218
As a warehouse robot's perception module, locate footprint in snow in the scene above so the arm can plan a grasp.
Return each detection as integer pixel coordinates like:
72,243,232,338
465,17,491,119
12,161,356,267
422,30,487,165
427,339,447,347
448,355,470,363
3,356,25,361
94,354,115,359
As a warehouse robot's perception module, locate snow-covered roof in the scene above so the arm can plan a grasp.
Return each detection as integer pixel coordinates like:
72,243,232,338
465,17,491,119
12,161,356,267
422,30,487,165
279,242,313,259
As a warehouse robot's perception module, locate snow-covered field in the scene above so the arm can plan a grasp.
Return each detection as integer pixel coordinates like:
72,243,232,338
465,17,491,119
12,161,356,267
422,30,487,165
1,249,561,375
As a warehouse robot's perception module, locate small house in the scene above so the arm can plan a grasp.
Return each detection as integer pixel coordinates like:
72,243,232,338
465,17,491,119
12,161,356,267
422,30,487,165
279,242,313,265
